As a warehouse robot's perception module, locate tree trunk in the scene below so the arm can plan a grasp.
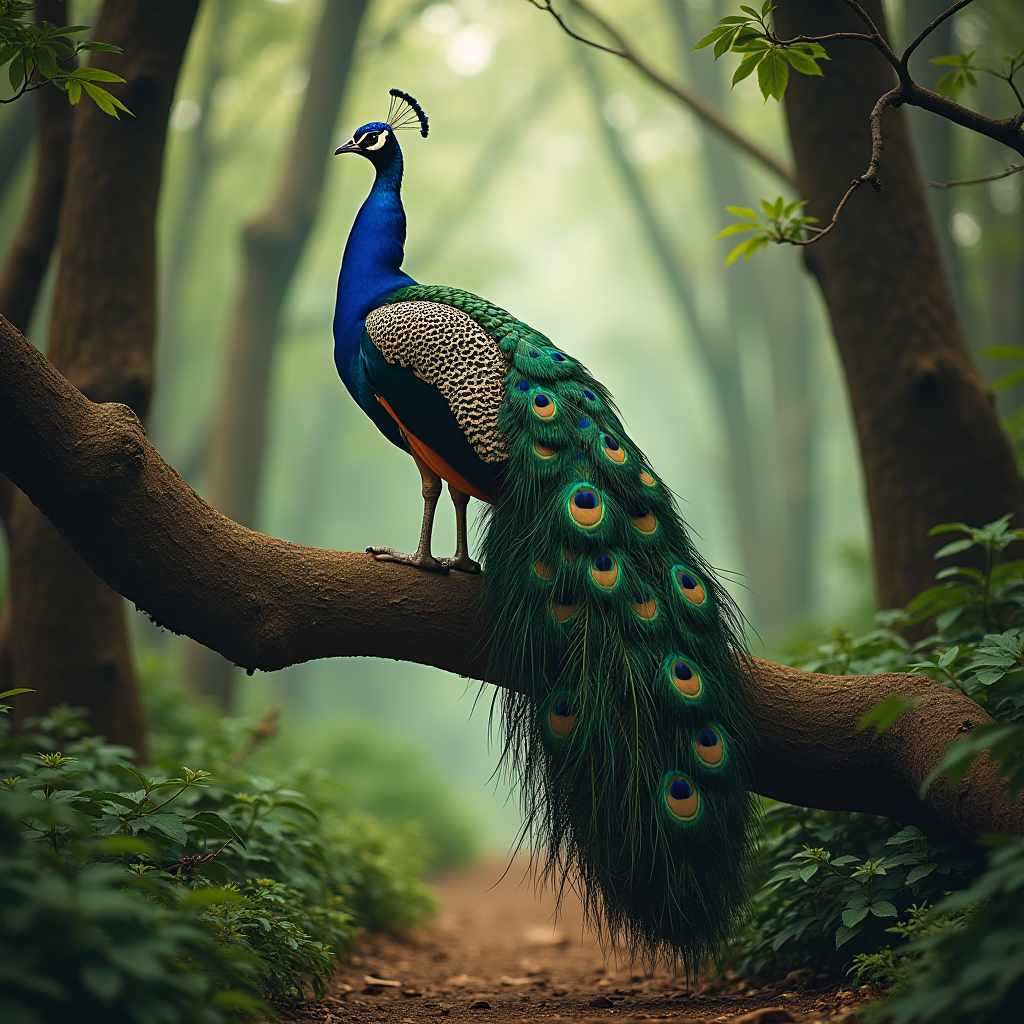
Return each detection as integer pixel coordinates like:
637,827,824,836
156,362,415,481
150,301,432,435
6,0,200,756
0,0,76,696
1,311,1021,842
773,0,1024,612
183,0,368,706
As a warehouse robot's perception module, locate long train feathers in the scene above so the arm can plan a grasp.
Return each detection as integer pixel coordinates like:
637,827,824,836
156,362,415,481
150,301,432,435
382,284,759,968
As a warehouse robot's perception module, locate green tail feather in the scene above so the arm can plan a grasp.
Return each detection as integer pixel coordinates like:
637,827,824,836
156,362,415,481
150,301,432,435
386,284,758,968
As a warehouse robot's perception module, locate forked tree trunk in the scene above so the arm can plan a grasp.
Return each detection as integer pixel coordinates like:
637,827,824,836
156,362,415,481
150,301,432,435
183,0,368,706
774,0,1024,612
6,0,199,755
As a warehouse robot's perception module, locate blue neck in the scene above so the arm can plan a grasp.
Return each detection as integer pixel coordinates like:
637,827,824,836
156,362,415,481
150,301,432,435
333,146,417,367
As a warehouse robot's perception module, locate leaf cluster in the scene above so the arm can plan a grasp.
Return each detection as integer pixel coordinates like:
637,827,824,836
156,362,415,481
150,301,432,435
0,0,129,116
931,47,1024,105
693,2,827,103
727,807,974,976
713,197,818,264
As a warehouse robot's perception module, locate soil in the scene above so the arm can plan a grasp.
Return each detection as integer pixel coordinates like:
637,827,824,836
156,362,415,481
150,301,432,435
276,859,873,1024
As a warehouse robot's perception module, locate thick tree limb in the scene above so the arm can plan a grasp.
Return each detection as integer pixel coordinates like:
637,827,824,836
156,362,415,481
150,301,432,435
1,312,1021,843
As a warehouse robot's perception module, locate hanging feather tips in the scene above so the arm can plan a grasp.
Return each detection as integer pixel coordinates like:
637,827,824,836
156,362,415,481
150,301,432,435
387,88,429,137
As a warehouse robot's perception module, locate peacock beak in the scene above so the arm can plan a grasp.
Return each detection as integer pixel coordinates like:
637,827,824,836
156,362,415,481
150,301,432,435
334,138,361,155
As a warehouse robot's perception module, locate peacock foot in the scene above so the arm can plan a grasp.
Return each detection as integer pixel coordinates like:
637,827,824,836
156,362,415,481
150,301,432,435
438,555,481,575
366,545,450,574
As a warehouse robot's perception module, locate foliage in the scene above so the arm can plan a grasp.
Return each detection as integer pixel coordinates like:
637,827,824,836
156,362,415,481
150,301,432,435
728,806,974,975
693,2,826,102
697,5,1024,261
0,0,129,116
138,653,476,871
734,516,1024,979
712,197,817,264
875,835,1024,1024
0,691,436,1019
931,47,1024,104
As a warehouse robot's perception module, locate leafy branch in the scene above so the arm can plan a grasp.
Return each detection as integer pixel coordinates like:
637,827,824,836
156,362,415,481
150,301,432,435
698,0,1024,262
0,0,130,116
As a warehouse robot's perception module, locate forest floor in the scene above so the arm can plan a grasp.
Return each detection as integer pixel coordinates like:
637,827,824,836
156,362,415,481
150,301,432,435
275,859,875,1024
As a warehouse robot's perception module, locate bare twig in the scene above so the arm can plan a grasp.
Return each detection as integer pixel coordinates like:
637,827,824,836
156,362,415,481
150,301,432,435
902,0,977,66
525,0,798,188
929,163,1024,189
162,838,234,873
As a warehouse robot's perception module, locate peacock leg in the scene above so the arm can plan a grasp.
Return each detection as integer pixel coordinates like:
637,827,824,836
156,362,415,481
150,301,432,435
440,484,481,574
366,452,448,573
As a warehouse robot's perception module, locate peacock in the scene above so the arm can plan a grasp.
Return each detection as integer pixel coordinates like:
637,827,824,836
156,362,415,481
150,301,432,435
332,89,756,968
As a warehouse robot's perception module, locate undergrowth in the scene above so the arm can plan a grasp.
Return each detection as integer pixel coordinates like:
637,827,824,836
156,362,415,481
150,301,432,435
731,516,1024,1023
0,692,436,1023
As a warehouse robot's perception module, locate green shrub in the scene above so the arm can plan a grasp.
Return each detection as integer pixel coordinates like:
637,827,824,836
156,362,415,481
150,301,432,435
733,517,1024,981
0,687,437,1018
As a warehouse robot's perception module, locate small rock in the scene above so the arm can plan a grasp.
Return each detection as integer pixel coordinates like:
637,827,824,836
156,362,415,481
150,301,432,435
501,976,533,986
402,989,423,998
334,983,354,995
728,1008,797,1024
589,996,615,1008
361,986,384,996
552,989,568,997
596,978,611,987
522,926,571,948
469,1000,491,1010
364,975,402,988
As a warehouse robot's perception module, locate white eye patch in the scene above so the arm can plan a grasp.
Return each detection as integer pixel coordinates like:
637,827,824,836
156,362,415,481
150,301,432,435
365,129,389,151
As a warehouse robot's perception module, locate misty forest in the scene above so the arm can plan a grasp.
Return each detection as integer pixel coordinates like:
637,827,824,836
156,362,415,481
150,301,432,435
1,1,1024,1022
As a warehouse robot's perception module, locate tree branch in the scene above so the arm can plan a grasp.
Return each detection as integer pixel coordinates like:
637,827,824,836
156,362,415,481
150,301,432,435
525,0,798,188
902,0,977,67
929,163,1024,189
1,312,1021,843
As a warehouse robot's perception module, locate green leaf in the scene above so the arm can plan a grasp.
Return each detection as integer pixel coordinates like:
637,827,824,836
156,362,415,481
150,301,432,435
990,367,1024,392
870,900,898,917
693,25,733,50
68,66,126,83
934,538,975,558
930,51,976,68
98,835,160,858
143,812,188,846
725,205,760,219
842,906,869,928
938,646,960,668
0,688,34,700
189,810,246,847
783,46,824,76
118,763,154,793
725,234,769,265
906,862,937,884
757,48,789,101
712,222,760,240
732,48,765,86
857,695,923,734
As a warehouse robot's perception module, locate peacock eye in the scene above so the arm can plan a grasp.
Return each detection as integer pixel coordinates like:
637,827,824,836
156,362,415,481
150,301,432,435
664,772,700,821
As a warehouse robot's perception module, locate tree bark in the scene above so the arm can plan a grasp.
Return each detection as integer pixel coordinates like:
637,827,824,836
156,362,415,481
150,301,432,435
773,0,1024,612
184,0,368,706
1,312,1021,843
6,0,200,756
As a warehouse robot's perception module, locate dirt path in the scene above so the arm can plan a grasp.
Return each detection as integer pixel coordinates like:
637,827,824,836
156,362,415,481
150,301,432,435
280,859,871,1024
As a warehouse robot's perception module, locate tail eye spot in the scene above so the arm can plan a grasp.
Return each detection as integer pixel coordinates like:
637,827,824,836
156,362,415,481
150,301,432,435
533,393,556,419
674,567,707,607
664,772,700,821
516,380,532,392
694,725,725,766
668,656,702,698
582,389,596,401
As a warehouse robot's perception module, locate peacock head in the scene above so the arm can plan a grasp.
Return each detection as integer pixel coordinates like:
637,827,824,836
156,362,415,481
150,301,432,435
335,88,428,168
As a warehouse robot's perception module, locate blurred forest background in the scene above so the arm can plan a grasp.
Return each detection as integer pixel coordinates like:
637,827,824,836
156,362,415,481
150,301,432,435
0,0,1021,856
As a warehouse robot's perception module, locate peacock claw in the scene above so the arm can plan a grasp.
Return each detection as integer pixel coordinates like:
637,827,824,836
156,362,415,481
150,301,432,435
439,555,481,575
366,546,450,574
